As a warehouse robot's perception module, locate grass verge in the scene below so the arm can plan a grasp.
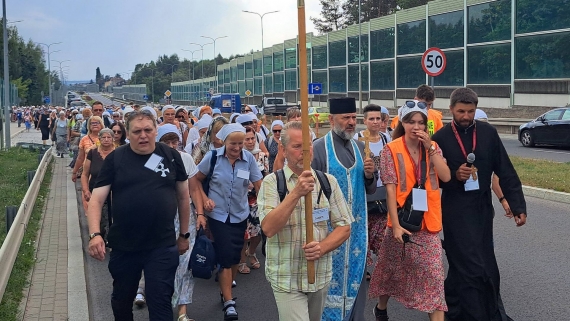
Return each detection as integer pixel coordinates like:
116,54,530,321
510,155,570,193
0,158,53,320
0,148,42,245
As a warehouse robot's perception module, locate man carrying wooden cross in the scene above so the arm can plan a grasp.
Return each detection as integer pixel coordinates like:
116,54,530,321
258,121,353,321
312,97,377,321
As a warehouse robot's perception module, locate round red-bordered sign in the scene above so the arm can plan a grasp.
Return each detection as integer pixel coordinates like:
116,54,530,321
422,47,447,77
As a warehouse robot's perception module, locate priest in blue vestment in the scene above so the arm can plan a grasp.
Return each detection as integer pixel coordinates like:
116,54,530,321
312,97,377,321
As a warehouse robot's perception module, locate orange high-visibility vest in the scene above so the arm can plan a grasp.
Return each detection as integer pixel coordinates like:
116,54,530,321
386,137,442,232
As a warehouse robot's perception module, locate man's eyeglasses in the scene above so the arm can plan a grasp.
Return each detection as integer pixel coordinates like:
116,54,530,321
404,101,428,109
273,129,281,133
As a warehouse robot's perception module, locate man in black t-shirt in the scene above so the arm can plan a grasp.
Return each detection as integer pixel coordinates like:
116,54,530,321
87,111,190,321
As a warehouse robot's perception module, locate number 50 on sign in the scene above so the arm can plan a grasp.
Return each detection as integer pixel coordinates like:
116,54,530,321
422,47,447,77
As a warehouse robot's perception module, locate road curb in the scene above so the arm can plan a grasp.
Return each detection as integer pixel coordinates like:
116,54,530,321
67,167,89,321
10,127,26,140
523,185,570,204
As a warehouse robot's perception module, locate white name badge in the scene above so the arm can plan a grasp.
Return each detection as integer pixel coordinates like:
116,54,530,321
144,153,163,171
412,188,429,212
313,207,330,223
464,175,480,191
237,169,250,179
377,177,384,187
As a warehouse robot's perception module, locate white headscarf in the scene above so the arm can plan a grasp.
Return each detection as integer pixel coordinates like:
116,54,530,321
216,123,246,142
156,123,181,142
195,114,213,130
271,120,284,130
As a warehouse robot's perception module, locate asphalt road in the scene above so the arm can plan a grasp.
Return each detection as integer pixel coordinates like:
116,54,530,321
77,188,570,320
499,134,570,163
88,92,116,107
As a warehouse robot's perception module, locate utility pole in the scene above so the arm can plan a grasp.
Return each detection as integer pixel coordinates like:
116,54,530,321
3,0,10,148
200,35,227,93
189,42,212,104
37,42,62,107
181,49,202,106
242,10,279,99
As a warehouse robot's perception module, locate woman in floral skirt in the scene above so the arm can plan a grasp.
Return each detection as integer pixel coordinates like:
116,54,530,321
368,101,451,321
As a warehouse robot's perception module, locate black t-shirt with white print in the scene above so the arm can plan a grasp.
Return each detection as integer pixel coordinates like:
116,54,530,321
95,143,188,251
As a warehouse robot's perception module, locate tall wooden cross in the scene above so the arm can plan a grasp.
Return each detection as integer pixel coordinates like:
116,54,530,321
358,130,372,158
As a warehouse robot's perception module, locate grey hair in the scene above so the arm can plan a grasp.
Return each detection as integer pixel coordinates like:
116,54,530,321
99,128,114,138
280,121,303,147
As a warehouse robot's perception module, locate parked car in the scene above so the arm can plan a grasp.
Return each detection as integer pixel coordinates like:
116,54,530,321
308,106,330,126
518,107,570,147
262,97,297,116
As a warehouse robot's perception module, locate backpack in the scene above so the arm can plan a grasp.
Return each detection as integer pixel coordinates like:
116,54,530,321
202,149,218,196
189,227,217,279
274,169,332,204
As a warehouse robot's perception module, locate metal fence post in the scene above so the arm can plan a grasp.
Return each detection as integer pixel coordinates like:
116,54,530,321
27,170,36,186
5,206,17,233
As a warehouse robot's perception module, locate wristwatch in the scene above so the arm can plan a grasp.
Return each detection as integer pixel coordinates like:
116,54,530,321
89,232,101,240
428,145,436,154
179,232,190,239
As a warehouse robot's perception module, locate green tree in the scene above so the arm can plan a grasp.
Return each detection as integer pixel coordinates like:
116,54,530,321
310,0,346,34
12,77,32,104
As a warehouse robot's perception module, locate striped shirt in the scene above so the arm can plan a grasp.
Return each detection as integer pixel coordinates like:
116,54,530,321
258,166,354,293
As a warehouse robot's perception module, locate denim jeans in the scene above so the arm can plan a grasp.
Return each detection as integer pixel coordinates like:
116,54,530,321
108,245,179,321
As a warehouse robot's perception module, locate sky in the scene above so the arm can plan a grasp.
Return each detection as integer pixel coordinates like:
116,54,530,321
10,0,322,82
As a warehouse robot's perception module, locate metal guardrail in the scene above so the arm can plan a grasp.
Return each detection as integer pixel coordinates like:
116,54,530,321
0,148,53,302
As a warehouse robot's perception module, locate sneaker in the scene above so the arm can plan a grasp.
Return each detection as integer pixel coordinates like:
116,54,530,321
177,314,195,321
232,280,236,288
134,293,146,307
373,305,389,321
223,300,238,321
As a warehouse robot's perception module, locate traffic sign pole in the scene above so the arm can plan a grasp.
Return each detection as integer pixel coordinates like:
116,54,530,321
422,47,447,105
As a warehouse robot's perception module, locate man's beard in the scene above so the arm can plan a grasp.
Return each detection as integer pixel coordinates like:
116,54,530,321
333,123,355,140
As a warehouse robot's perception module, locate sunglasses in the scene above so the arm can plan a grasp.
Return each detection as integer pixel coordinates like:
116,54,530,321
90,122,101,125
113,130,122,134
240,121,254,126
93,109,103,112
273,129,281,133
404,101,428,109
244,109,252,112
176,115,186,118
113,115,120,118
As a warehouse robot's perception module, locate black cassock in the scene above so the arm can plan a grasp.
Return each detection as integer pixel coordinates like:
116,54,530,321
433,120,526,321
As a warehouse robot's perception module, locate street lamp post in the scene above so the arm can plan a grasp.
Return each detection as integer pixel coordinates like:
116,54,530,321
181,49,202,106
200,35,227,93
37,41,62,106
189,43,212,80
189,43,212,104
242,10,279,99
52,59,70,104
164,63,178,84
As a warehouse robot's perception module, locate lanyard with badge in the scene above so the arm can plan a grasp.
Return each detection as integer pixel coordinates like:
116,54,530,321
312,174,330,224
402,139,429,212
451,122,479,191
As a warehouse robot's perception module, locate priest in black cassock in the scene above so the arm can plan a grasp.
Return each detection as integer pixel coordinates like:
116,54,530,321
432,88,527,321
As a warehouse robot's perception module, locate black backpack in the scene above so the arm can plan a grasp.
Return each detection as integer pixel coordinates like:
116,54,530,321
274,169,332,204
201,150,218,196
189,227,216,279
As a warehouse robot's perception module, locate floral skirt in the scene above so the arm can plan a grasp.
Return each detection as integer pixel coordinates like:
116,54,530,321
367,213,388,266
368,228,447,313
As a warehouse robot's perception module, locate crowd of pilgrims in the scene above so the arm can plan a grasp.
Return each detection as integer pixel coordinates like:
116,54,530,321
60,84,525,321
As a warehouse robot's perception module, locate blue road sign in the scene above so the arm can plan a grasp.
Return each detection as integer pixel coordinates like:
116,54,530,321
143,94,149,100
308,83,323,95
44,96,50,104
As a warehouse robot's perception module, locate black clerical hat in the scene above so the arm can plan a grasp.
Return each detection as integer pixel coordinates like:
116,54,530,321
329,97,356,114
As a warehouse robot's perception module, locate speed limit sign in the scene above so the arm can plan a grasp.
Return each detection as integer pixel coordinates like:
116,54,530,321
422,47,447,77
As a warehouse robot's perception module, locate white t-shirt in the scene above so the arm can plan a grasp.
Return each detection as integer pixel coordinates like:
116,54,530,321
188,127,200,144
353,131,392,187
179,151,198,178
